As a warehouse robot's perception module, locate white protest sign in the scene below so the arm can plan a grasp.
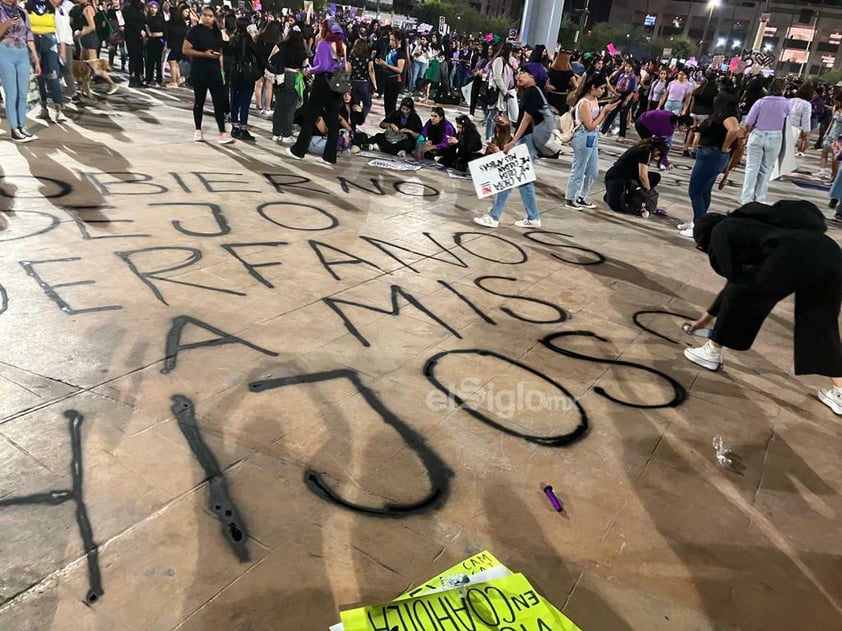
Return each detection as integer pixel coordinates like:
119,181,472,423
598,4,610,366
468,143,536,199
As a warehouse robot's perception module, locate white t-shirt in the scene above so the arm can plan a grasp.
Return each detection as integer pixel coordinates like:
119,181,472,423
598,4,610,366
789,97,812,133
54,0,75,46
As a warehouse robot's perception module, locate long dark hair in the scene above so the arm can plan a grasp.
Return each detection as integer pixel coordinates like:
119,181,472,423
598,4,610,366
258,20,281,46
426,106,447,144
636,136,667,159
351,36,369,58
573,73,607,102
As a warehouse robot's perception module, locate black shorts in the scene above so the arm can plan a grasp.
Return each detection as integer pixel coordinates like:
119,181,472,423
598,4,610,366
80,31,100,51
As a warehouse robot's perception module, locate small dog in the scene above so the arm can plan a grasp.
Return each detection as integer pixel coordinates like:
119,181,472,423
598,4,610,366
71,59,111,98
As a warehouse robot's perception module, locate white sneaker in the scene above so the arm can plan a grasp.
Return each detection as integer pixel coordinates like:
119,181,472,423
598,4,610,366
218,133,235,145
576,196,597,209
818,387,842,415
473,214,499,228
285,147,304,160
107,84,119,95
679,227,695,238
397,150,407,157
271,135,280,142
684,341,723,371
514,217,541,228
677,221,693,230
193,129,204,142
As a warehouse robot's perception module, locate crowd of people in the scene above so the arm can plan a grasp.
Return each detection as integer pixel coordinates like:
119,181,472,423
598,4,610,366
1,2,842,416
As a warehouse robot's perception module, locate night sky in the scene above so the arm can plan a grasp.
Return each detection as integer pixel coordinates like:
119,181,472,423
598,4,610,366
588,0,612,25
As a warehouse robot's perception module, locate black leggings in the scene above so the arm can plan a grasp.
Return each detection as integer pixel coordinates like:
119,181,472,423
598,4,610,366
125,34,144,83
192,66,227,133
145,37,163,84
291,73,342,163
383,76,400,116
370,133,414,155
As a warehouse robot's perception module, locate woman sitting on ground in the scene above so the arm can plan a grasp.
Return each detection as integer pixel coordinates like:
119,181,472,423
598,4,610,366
368,96,423,156
603,137,667,215
485,113,513,154
417,106,457,160
438,114,484,172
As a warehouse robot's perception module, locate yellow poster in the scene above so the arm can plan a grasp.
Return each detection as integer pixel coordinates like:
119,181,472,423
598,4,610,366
399,550,508,599
340,573,582,631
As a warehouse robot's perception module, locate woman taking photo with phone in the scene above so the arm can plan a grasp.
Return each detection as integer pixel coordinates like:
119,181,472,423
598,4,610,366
565,74,620,210
183,6,233,144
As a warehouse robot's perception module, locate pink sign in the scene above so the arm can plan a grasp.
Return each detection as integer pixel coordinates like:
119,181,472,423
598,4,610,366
606,43,617,56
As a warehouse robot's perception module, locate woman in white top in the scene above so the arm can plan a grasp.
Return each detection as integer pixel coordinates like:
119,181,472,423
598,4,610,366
565,74,620,209
789,82,815,156
484,42,514,141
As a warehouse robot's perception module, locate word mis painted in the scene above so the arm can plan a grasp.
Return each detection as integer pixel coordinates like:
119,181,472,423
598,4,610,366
469,144,536,199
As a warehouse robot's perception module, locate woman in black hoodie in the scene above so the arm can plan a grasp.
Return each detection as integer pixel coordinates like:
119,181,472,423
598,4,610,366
684,200,842,416
438,114,483,172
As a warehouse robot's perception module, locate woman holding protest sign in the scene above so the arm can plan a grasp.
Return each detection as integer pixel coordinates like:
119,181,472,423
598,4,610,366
473,63,547,229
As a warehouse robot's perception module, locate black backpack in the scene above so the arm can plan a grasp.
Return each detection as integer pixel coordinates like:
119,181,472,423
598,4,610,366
69,4,87,31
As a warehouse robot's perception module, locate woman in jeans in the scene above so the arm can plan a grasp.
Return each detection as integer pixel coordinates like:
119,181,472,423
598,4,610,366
228,17,262,142
0,0,40,141
564,74,620,209
473,63,553,229
679,93,741,237
27,0,64,123
484,42,512,140
270,27,306,143
286,19,347,165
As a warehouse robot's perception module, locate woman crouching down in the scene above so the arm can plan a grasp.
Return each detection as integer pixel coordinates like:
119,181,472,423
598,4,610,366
603,137,666,216
684,200,842,416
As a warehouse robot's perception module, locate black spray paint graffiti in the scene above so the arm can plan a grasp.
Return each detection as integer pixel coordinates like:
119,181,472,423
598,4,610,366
540,331,687,409
249,368,452,516
18,257,123,315
323,284,462,348
424,349,589,446
115,246,247,306
162,314,278,374
171,395,249,561
632,309,696,345
0,411,103,604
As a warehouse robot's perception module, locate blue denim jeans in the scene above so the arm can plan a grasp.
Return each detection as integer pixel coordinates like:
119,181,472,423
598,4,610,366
740,129,781,204
689,146,730,221
566,127,599,200
230,82,255,126
35,34,62,106
830,165,842,203
489,134,540,222
409,59,426,90
0,42,31,129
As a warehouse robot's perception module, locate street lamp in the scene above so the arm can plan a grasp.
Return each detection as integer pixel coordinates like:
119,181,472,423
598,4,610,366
700,0,720,56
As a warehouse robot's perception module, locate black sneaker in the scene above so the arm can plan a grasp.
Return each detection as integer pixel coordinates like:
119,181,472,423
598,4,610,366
239,129,256,142
564,198,583,210
231,127,242,139
11,128,33,143
576,196,597,209
17,127,37,140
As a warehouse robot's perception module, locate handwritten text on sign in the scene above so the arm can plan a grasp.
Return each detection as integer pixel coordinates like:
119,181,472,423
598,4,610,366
469,144,536,199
